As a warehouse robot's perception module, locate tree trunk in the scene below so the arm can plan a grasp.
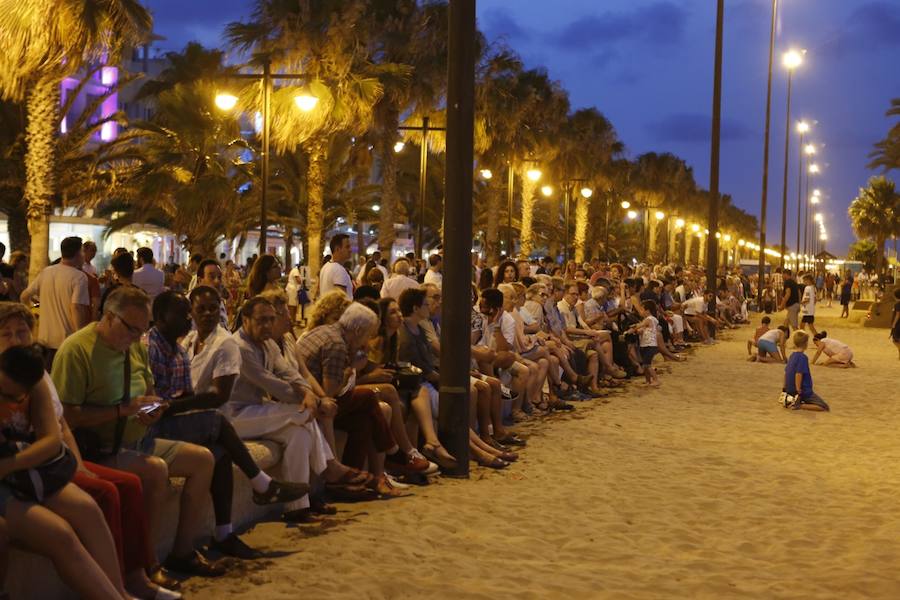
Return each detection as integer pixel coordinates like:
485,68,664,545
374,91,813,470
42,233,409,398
485,187,500,263
876,234,886,279
25,75,59,281
574,195,589,263
518,167,538,258
378,109,401,254
306,136,327,281
284,229,294,268
684,232,693,265
698,235,707,266
648,216,659,261
6,203,30,253
668,222,678,265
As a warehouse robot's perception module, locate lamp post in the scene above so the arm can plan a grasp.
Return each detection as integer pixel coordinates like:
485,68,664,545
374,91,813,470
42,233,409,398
707,0,725,287
556,178,590,263
757,0,778,306
439,0,475,477
399,117,445,259
805,166,819,262
215,58,318,255
795,121,809,271
779,50,803,269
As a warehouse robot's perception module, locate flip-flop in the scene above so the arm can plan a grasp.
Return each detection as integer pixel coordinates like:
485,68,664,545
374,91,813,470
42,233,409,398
329,467,373,486
494,434,527,447
477,457,509,469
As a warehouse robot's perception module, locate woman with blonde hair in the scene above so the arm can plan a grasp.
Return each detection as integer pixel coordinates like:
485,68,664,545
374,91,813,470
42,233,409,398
304,290,352,334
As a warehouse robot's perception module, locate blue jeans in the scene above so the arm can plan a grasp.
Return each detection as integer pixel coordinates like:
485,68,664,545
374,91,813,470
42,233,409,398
797,391,829,411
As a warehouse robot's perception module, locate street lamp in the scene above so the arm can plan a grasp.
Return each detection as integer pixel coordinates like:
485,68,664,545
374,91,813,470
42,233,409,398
627,210,638,220
399,116,445,259
621,200,631,209
580,187,593,199
675,218,685,228
804,165,820,258
526,168,542,182
393,141,405,153
795,121,810,271
756,0,779,307
479,169,492,180
778,49,803,268
655,210,665,220
541,185,553,197
214,60,318,255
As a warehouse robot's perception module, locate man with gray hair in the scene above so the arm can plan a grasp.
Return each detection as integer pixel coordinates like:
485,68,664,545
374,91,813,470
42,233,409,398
295,302,427,496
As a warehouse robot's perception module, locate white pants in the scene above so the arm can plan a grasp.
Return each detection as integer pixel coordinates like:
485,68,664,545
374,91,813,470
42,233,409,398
228,402,333,510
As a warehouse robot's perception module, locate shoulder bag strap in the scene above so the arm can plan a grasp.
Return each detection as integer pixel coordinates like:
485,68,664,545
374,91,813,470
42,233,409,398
110,351,130,455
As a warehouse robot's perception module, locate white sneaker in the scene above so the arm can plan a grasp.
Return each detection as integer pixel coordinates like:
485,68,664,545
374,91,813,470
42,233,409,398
409,449,439,475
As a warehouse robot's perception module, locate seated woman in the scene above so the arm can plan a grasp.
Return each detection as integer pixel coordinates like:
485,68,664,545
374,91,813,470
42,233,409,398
398,288,516,469
0,303,178,599
0,345,134,600
811,332,855,368
368,297,458,469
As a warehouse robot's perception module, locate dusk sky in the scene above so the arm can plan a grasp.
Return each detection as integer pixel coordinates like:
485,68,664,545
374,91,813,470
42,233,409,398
142,0,900,255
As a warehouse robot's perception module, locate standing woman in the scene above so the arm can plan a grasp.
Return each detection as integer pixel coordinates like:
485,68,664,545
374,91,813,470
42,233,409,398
246,254,282,298
839,273,853,319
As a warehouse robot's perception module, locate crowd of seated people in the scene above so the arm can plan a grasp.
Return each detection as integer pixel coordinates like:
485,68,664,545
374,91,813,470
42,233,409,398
5,232,851,599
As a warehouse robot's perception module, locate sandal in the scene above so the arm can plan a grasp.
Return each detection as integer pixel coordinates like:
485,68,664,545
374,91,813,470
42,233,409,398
309,496,337,515
329,467,373,486
421,443,458,470
476,456,509,470
494,433,527,447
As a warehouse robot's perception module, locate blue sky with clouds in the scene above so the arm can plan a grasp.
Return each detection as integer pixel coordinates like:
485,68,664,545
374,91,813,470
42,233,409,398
143,0,900,255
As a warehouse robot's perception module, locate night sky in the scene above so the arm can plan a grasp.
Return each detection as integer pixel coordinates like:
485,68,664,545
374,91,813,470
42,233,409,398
143,0,900,255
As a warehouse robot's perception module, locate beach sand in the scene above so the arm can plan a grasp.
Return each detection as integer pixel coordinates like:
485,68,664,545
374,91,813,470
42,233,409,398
186,303,900,599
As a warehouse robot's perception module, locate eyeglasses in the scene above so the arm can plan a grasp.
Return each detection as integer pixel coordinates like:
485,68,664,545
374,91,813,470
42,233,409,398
113,313,146,337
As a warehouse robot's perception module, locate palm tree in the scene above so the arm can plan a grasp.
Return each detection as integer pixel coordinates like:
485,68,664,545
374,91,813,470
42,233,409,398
848,176,900,277
0,0,152,279
632,153,697,261
366,0,447,253
869,98,900,172
227,0,394,278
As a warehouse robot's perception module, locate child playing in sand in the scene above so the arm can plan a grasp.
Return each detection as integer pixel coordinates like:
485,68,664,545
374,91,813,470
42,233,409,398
811,331,855,368
748,316,771,356
799,274,818,336
782,331,830,411
749,325,789,363
632,299,660,387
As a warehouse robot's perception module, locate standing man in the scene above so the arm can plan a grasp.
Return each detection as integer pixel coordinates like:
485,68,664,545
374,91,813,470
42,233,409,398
423,254,443,288
81,240,99,277
133,247,166,302
318,234,353,300
20,235,91,367
779,269,801,331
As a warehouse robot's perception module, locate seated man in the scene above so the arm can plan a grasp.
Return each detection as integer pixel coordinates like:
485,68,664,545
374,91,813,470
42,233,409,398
295,302,426,495
148,290,309,552
681,290,720,345
52,286,223,577
227,296,370,520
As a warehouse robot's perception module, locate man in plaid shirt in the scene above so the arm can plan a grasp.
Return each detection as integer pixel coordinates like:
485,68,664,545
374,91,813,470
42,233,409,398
771,267,784,299
148,291,309,557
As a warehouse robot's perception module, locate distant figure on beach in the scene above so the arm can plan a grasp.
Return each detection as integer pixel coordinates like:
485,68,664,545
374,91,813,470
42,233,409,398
783,331,829,411
891,289,900,360
747,315,771,356
799,274,818,337
839,274,852,318
811,332,855,368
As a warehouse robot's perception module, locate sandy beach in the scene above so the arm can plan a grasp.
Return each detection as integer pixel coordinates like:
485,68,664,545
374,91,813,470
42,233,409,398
186,303,900,599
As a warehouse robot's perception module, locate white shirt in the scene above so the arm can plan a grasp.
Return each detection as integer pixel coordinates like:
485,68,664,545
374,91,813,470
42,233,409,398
480,312,516,349
21,263,89,349
682,296,707,316
423,269,443,288
822,338,850,356
639,315,658,348
132,264,166,300
81,263,97,277
759,329,783,344
318,261,353,300
557,300,584,330
381,274,420,300
182,325,241,394
802,284,817,316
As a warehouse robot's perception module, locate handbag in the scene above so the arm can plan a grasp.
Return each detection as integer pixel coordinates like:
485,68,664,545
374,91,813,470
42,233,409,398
73,351,131,461
0,436,77,503
385,362,423,392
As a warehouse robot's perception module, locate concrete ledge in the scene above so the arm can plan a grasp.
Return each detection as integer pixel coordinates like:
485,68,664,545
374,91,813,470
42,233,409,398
7,440,285,600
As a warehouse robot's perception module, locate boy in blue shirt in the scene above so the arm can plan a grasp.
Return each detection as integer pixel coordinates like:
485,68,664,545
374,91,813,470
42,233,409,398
783,331,829,411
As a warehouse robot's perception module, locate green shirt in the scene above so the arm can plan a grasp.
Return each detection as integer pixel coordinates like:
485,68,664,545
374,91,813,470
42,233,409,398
51,323,154,447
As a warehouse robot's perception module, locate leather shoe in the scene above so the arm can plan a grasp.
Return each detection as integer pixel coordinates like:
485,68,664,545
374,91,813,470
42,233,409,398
148,567,180,590
210,534,262,560
164,550,226,578
252,479,310,505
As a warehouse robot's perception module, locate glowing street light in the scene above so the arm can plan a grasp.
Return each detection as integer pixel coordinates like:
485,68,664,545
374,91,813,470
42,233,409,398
214,92,238,111
782,49,803,70
580,187,593,199
804,144,816,156
526,168,542,182
393,141,405,153
654,210,665,220
480,169,493,180
814,213,823,222
294,94,319,111
541,185,553,197
812,188,821,196
691,223,700,233
626,210,638,220
738,239,746,246
372,204,381,212
620,200,631,209
675,218,685,228
809,163,819,174
724,234,732,242
810,195,820,205
797,121,809,134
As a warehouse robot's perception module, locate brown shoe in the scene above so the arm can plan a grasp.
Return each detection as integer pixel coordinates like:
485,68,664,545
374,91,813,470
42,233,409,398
148,566,180,590
164,550,226,578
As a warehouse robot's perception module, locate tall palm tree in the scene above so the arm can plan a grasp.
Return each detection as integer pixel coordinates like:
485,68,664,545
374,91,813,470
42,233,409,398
0,0,152,278
869,98,900,172
227,0,394,278
632,153,696,261
848,176,900,277
367,0,447,253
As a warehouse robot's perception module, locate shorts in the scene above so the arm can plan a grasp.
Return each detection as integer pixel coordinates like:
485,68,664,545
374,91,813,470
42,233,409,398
112,437,185,467
801,315,815,324
758,339,777,355
785,304,800,329
639,346,658,366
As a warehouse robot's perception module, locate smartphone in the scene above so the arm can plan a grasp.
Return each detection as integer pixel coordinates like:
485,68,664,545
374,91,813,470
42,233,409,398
137,402,163,416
